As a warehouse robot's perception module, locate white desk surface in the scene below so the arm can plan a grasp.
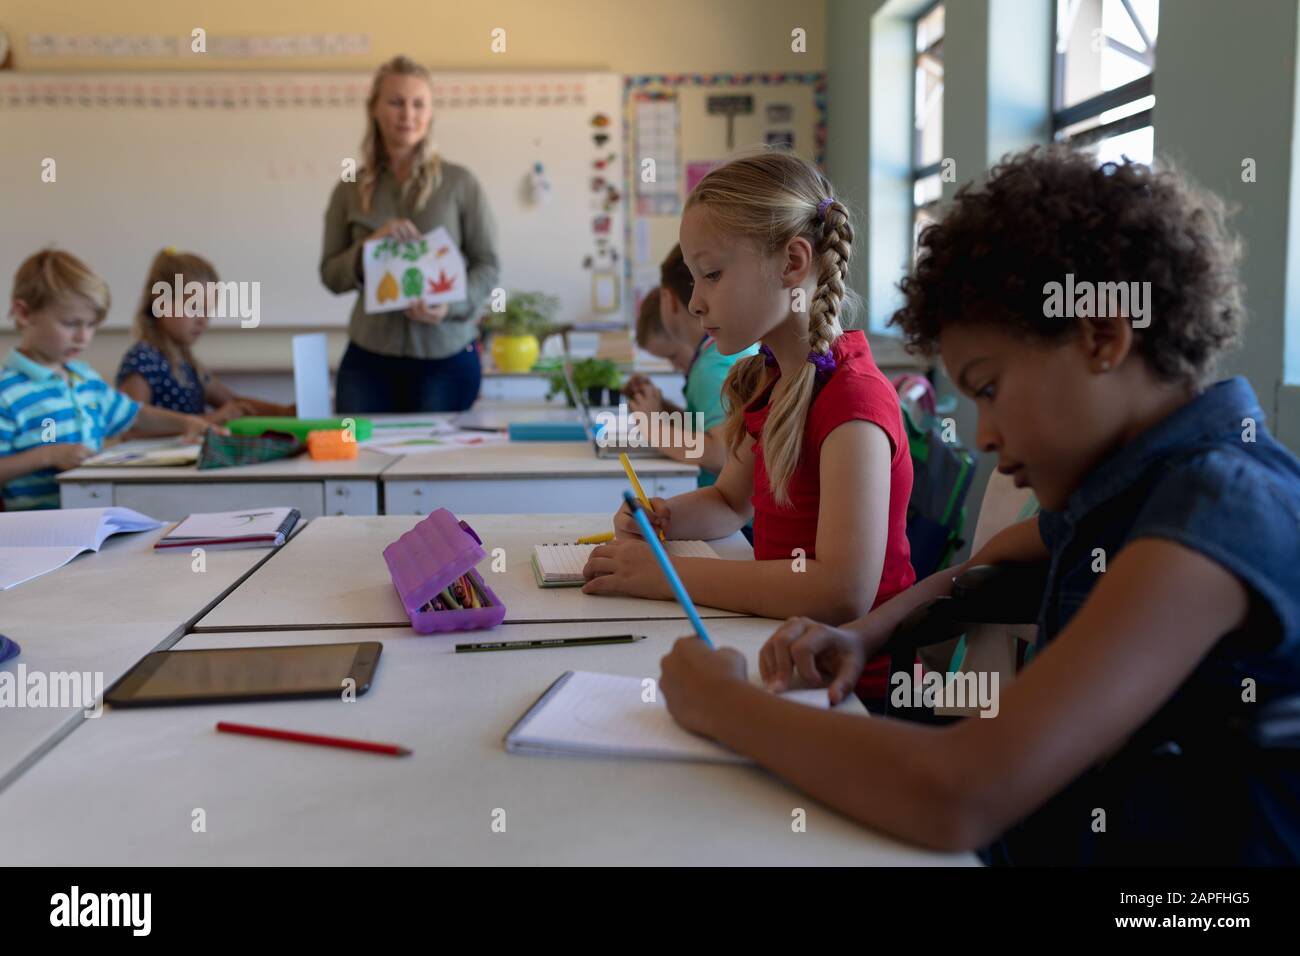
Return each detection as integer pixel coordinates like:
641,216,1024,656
194,514,753,631
381,441,699,479
0,529,277,787
57,448,393,484
0,620,974,866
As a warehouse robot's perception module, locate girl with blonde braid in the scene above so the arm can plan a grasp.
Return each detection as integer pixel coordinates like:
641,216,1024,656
583,150,915,638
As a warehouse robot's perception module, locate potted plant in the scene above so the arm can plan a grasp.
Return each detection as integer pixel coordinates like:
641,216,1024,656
572,358,624,407
483,291,558,373
535,357,575,406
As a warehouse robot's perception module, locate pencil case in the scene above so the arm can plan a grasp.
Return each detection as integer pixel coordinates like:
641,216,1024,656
306,429,359,461
197,430,304,470
382,508,507,634
228,416,374,442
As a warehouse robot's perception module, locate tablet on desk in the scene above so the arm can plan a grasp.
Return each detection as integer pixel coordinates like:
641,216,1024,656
105,642,383,708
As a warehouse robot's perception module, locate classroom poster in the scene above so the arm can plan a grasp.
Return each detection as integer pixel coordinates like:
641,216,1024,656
362,226,468,314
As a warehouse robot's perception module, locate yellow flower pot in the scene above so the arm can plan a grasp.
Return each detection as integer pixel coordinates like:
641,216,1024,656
490,333,540,373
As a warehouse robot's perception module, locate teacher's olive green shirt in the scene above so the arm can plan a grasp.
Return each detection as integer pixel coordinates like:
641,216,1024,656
320,162,500,360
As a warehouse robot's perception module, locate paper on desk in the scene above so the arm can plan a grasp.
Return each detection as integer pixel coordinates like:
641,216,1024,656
506,670,834,765
362,226,468,314
0,506,161,590
362,430,510,455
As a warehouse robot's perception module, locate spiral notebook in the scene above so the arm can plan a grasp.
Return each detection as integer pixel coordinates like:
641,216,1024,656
505,670,833,764
154,508,301,551
531,540,719,588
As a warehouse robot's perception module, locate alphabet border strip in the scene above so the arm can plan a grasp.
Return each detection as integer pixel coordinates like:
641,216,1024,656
0,76,590,111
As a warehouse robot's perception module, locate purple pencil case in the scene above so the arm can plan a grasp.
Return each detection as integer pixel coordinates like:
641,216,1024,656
382,508,506,634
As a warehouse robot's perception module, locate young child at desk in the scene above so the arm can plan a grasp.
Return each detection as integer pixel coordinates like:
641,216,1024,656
116,249,294,427
624,243,758,488
660,146,1300,865
0,250,217,510
583,150,916,629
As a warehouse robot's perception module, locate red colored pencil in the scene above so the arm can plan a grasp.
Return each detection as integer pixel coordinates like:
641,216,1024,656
216,721,411,757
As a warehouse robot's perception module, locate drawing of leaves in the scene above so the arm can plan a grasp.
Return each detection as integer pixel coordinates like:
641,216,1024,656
428,270,456,294
402,267,424,298
400,238,428,262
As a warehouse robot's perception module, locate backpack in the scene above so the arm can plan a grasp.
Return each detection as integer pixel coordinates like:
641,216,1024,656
893,373,976,578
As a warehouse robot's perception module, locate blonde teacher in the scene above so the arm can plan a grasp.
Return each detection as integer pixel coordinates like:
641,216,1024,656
320,55,500,412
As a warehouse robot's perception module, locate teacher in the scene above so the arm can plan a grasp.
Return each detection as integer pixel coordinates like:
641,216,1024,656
320,55,500,413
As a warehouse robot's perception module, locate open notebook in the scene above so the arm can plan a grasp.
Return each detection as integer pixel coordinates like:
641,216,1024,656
0,507,161,590
82,440,201,467
505,670,833,764
531,540,719,588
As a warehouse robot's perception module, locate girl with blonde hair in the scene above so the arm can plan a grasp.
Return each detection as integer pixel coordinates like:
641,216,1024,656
583,150,915,644
320,55,500,412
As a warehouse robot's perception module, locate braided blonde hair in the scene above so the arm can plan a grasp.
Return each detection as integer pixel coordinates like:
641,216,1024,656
687,150,855,507
358,56,443,214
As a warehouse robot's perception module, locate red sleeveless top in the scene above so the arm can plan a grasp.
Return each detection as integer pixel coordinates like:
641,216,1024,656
743,330,916,612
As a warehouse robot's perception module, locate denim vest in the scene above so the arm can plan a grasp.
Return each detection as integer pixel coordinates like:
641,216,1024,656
984,377,1300,865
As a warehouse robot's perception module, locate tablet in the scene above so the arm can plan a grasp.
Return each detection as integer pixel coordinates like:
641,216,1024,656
105,642,382,708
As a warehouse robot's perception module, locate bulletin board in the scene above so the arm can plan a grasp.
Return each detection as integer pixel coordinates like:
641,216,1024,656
622,72,828,314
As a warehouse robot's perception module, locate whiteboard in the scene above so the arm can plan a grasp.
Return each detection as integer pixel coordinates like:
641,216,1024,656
0,72,626,329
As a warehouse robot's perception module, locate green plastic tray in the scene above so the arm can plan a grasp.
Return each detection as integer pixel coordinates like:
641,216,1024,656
226,417,374,442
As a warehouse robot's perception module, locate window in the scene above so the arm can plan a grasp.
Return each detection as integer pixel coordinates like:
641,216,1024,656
1053,0,1159,164
912,2,944,256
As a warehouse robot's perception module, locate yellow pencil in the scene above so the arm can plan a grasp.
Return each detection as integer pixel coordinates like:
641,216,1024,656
619,452,665,541
576,531,616,544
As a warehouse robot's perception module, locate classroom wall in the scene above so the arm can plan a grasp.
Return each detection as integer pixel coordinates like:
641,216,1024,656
1154,0,1300,452
0,0,827,380
0,0,825,74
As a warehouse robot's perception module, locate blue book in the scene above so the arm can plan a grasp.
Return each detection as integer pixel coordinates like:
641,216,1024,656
508,421,590,442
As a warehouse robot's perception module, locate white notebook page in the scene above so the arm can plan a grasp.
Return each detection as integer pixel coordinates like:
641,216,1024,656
533,540,718,582
507,670,831,764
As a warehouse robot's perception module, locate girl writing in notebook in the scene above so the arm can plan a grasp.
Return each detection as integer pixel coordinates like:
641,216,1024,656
582,151,916,630
658,147,1300,864
117,249,294,426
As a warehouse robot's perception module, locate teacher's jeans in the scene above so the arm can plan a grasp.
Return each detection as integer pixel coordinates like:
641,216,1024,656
335,340,482,413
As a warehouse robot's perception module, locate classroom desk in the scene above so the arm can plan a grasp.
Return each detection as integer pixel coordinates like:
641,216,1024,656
57,450,391,521
478,364,686,406
193,513,753,631
0,620,976,865
382,442,701,515
0,527,280,791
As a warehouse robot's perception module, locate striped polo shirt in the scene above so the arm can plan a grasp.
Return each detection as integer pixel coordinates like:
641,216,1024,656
0,349,139,510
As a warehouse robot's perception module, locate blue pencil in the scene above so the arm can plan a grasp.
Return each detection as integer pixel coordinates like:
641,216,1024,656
622,490,714,648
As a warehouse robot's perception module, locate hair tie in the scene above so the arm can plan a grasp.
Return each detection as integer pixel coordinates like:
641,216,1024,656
816,197,834,220
758,343,837,382
163,246,177,255
808,348,836,382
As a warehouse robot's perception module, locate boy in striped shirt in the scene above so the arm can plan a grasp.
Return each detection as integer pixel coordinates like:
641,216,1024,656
1,250,215,510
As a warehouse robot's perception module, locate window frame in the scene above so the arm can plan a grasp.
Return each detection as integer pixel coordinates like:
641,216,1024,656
1051,0,1157,151
911,0,945,253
